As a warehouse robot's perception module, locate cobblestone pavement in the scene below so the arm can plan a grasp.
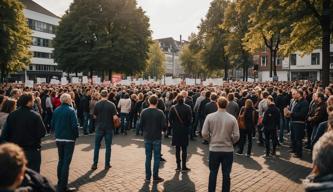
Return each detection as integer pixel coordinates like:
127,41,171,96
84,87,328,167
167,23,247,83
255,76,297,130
41,131,312,192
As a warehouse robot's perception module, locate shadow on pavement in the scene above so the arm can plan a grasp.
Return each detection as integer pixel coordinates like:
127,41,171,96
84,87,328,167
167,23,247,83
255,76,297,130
69,169,109,189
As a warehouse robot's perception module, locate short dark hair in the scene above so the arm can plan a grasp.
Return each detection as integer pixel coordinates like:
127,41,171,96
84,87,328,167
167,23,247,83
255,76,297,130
217,97,228,109
210,93,218,102
227,93,234,101
148,95,158,105
17,92,33,107
0,143,27,188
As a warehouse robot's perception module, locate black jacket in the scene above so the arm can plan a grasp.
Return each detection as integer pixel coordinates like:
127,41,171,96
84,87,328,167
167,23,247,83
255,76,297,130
263,104,280,130
20,168,56,192
1,107,46,150
204,101,218,118
169,103,192,146
291,99,309,122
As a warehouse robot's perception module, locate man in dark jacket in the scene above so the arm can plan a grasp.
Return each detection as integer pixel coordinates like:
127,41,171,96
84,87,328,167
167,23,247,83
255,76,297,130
51,93,79,192
1,93,46,173
169,94,192,172
263,96,280,157
308,93,328,148
201,93,218,145
198,91,211,136
286,89,309,158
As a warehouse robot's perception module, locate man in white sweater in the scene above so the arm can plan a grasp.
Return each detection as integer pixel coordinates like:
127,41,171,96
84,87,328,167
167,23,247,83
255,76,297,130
202,97,240,192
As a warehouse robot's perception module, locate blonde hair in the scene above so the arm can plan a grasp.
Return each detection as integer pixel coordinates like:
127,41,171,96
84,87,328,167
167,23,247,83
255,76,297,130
245,99,253,109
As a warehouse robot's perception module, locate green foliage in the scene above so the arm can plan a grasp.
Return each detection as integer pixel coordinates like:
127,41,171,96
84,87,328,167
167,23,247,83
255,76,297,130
144,41,165,79
53,0,151,76
198,0,229,74
222,1,255,80
0,0,32,81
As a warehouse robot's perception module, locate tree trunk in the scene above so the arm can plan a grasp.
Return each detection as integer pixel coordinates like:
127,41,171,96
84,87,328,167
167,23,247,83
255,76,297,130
108,69,112,82
269,47,273,78
321,3,331,87
273,50,277,77
224,62,228,80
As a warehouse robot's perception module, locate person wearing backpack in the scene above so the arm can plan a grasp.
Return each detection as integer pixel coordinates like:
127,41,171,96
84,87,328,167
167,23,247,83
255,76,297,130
169,94,192,172
263,96,280,157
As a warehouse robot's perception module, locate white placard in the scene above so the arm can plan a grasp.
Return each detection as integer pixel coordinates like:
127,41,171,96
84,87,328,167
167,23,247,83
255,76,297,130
61,77,68,85
165,77,174,85
120,80,131,85
25,80,34,88
71,77,80,84
185,78,195,85
212,78,223,86
36,78,46,84
93,77,101,84
82,76,88,84
50,79,60,85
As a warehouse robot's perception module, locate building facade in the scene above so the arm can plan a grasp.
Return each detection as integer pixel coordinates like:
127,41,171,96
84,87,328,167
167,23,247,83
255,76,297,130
255,45,333,82
13,0,61,82
155,37,185,77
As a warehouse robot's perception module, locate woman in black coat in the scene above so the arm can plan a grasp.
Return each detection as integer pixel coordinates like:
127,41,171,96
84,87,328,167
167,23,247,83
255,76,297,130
263,96,280,157
237,99,256,157
169,94,192,171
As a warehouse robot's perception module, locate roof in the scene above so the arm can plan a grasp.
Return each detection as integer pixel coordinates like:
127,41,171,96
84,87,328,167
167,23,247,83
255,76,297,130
20,0,60,18
155,37,182,53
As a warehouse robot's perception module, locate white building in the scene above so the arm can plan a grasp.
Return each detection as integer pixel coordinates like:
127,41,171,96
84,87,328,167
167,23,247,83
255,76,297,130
13,0,61,82
281,44,333,82
156,37,184,77
257,44,333,82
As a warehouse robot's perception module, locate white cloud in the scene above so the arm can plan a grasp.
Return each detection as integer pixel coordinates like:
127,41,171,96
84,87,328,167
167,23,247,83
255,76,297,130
32,0,212,40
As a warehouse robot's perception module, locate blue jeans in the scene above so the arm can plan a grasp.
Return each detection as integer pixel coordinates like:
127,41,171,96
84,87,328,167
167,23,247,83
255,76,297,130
135,118,142,135
93,131,113,166
83,112,89,134
208,151,233,192
144,140,161,180
56,141,75,192
88,114,95,133
120,113,129,133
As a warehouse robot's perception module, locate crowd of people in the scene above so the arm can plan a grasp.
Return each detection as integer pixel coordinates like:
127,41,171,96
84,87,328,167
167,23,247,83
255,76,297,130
0,80,333,192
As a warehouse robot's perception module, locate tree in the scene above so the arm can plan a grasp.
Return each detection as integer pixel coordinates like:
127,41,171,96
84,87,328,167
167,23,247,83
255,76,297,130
144,41,165,80
53,0,151,80
0,0,31,82
222,1,255,81
198,0,230,80
180,33,205,79
243,0,291,78
279,0,333,86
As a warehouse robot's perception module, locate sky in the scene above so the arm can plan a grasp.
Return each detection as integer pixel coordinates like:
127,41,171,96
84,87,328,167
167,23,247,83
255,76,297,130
33,0,213,41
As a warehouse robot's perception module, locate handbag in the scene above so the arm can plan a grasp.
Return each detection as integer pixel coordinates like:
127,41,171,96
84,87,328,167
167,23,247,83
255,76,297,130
237,107,246,129
113,116,121,129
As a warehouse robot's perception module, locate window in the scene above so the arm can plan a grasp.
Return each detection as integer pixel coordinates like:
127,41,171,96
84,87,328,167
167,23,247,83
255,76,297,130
34,65,56,71
261,56,266,66
27,19,56,34
277,57,283,65
33,51,53,59
290,54,297,65
311,53,320,65
31,37,52,47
